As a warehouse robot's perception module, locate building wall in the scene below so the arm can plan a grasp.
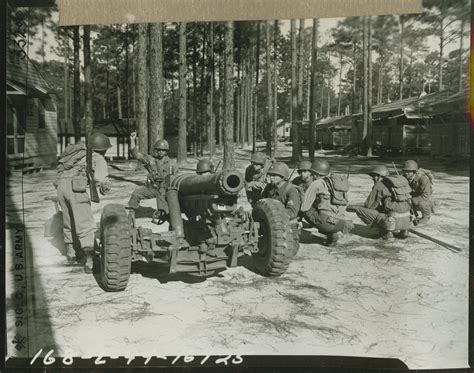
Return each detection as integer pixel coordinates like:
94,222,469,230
24,97,57,168
431,119,469,158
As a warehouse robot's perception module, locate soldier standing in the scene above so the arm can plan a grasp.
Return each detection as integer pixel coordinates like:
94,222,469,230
56,132,112,273
128,132,178,220
300,159,353,247
347,165,412,239
244,152,272,207
402,160,434,226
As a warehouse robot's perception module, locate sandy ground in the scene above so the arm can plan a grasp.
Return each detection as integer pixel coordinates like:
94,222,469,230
5,143,469,369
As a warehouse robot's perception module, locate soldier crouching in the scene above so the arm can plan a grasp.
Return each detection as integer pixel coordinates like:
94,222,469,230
347,165,412,239
300,159,354,247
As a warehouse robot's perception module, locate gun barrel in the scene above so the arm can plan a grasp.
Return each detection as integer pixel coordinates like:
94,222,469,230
171,170,244,197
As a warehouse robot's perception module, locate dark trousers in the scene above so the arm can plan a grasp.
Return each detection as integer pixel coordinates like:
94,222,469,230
303,208,352,235
355,207,411,231
128,185,168,214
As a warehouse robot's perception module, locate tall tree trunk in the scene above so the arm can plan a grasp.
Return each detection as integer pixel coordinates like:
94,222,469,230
326,77,330,117
247,69,253,146
265,21,273,155
273,20,278,155
337,53,343,116
116,86,122,119
73,26,81,142
309,18,318,161
458,18,465,92
438,17,444,91
290,20,299,161
236,85,241,148
296,19,305,156
362,16,369,154
192,32,198,156
319,77,324,119
200,29,207,156
377,57,383,104
83,26,93,141
178,22,187,163
63,33,69,145
208,22,216,158
149,23,164,145
106,57,110,119
367,16,373,156
223,21,235,170
137,23,148,154
253,21,260,152
398,15,404,100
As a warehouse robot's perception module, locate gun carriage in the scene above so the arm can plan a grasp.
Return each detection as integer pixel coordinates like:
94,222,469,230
97,170,297,291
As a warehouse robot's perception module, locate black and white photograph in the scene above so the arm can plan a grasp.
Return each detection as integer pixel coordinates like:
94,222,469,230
4,0,471,369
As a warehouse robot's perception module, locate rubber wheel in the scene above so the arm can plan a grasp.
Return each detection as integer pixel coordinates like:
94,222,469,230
100,204,132,291
251,198,293,276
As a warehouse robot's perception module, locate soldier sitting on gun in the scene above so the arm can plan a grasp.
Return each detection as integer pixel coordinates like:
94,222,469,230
196,159,214,175
300,159,354,247
291,160,314,192
244,152,272,207
347,165,411,239
128,132,178,220
402,160,434,226
55,132,112,273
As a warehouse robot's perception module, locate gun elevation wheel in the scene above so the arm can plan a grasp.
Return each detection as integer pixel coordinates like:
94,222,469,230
251,199,292,276
100,204,132,291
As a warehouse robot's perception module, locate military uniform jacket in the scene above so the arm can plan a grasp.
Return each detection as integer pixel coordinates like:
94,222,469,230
408,171,432,204
132,148,178,189
262,181,301,220
364,179,410,214
301,178,341,216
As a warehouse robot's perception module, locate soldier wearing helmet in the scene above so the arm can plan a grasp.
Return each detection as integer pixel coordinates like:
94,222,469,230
196,159,214,175
347,164,411,239
402,160,434,225
300,159,354,247
55,132,112,273
244,151,273,207
291,160,314,191
128,131,179,220
261,161,302,220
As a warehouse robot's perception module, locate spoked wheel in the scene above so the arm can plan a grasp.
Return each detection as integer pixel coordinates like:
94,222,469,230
251,199,293,276
100,204,132,291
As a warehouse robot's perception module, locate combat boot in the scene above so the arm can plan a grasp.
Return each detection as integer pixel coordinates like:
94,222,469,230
83,248,94,274
65,244,76,264
382,231,393,240
325,233,339,247
416,216,430,226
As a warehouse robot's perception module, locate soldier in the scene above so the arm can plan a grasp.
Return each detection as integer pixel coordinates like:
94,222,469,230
128,132,179,220
347,165,412,239
300,159,354,247
402,160,434,226
291,160,314,192
56,132,112,273
262,162,302,220
196,159,214,175
244,152,272,206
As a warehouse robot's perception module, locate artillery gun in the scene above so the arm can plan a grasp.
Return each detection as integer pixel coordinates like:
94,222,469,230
97,169,298,291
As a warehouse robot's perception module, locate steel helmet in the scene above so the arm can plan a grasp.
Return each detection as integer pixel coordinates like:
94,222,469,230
89,132,112,151
368,165,389,177
309,159,330,176
250,152,266,165
402,160,418,172
297,160,312,172
196,159,213,174
267,162,290,179
153,139,169,151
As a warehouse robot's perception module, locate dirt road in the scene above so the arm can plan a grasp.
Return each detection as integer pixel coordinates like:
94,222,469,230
5,147,469,369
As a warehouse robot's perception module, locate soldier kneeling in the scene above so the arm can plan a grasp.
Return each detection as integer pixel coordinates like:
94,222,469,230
300,159,354,247
347,165,412,239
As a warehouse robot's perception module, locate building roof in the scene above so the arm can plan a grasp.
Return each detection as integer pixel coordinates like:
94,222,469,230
404,90,467,118
7,52,52,97
316,115,352,130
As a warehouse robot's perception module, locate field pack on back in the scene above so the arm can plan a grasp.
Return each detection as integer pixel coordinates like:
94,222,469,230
57,143,87,173
324,174,350,206
382,175,412,202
